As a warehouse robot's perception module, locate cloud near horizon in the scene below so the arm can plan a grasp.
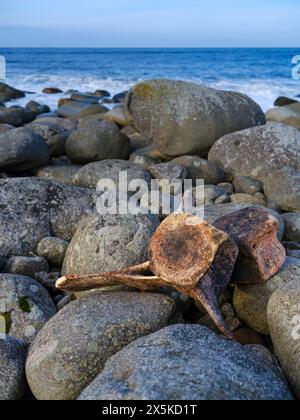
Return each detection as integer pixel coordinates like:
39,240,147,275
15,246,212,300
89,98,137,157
0,0,299,47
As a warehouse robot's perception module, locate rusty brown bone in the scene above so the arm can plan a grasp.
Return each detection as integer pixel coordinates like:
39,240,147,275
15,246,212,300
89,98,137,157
56,213,239,339
213,207,286,285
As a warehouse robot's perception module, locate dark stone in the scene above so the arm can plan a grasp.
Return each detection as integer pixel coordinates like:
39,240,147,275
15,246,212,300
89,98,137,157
42,88,63,94
25,101,51,116
112,91,128,103
66,121,130,164
274,96,298,107
0,127,49,172
0,82,25,102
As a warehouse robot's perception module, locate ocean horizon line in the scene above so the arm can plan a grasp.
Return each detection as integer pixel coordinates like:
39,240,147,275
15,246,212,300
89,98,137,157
1,46,299,50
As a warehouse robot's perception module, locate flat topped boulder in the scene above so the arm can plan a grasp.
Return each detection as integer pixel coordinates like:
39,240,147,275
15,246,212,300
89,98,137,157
125,79,265,157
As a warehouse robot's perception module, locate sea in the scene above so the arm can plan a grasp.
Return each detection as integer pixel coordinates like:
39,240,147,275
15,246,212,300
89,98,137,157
0,48,299,111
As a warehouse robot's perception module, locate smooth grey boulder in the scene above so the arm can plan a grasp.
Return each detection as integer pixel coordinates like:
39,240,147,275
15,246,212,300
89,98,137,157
3,256,49,278
0,106,35,126
62,213,159,275
233,257,300,335
149,162,188,195
34,117,76,131
0,108,27,126
27,120,72,156
0,123,14,133
0,82,25,102
0,128,49,172
71,93,101,104
37,237,69,267
37,179,94,242
0,178,94,256
204,185,230,204
149,162,188,182
172,156,225,185
233,176,263,195
264,168,300,212
100,107,130,128
77,113,111,130
266,103,300,130
35,163,82,185
73,159,152,189
25,101,50,116
230,193,267,207
78,324,293,401
26,291,175,400
66,121,130,164
0,335,27,400
208,123,300,183
268,277,300,399
125,80,265,157
0,178,49,257
57,100,107,119
283,212,300,242
0,274,57,342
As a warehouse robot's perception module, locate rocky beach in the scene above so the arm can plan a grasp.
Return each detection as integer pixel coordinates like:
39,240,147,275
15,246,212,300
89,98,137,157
0,77,300,401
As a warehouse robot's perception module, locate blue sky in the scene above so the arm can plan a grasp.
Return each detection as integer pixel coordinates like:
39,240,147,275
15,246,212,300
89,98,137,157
0,0,299,47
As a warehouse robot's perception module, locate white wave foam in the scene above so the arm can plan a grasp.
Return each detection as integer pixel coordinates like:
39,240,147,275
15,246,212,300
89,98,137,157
5,73,299,112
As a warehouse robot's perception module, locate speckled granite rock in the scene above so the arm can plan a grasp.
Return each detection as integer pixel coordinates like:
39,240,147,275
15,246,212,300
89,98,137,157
26,292,175,400
78,324,293,401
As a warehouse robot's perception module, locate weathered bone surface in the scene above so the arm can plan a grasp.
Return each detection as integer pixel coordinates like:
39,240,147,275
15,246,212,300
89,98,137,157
213,207,286,285
56,213,238,338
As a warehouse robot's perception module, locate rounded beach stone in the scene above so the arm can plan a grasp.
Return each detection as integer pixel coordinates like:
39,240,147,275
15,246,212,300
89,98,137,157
0,335,27,400
125,80,265,157
66,121,130,164
35,164,82,185
0,177,94,257
78,324,293,401
25,291,175,400
0,107,35,127
62,213,159,275
0,82,25,102
233,176,263,195
0,127,49,172
37,237,69,267
282,212,300,242
233,257,300,335
172,156,225,185
208,123,300,184
264,168,300,212
230,193,267,206
268,277,300,399
73,159,152,189
3,256,49,278
0,274,57,342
